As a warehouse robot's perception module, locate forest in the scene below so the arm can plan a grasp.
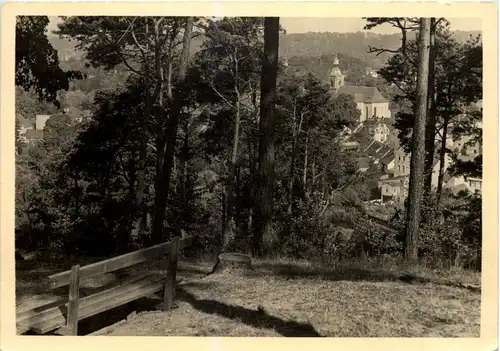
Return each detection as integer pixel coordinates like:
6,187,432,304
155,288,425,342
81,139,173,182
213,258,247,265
15,16,482,271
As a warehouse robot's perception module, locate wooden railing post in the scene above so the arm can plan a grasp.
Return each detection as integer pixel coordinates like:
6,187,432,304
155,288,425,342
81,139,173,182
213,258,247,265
67,264,80,335
164,236,180,311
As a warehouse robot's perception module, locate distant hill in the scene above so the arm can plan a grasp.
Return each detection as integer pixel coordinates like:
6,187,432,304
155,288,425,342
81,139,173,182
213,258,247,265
280,32,401,68
279,30,482,68
284,53,373,86
48,28,481,70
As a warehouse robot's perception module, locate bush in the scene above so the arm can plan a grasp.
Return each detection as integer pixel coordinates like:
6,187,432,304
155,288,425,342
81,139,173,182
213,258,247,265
275,192,361,264
388,194,482,270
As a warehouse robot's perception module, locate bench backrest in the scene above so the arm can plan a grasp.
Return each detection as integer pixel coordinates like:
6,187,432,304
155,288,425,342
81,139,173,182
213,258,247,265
46,236,193,289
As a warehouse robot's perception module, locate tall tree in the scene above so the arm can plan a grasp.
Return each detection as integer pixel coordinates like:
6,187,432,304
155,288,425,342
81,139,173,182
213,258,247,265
151,17,195,243
404,18,431,263
58,16,196,244
16,16,83,106
424,18,438,193
253,17,280,256
379,30,482,201
197,17,264,251
364,17,448,193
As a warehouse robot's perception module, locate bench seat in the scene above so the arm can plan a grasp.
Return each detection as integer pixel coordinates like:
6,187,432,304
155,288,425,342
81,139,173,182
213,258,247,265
17,273,164,334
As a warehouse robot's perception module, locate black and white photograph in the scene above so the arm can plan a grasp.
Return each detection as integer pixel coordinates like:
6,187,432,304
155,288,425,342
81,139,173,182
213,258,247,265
2,3,497,342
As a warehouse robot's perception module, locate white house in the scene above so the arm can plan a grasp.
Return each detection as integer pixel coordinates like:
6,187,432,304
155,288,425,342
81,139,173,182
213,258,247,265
445,175,482,195
35,114,51,130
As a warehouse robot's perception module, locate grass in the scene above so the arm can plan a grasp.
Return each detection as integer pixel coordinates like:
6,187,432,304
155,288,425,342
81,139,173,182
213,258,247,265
15,256,481,337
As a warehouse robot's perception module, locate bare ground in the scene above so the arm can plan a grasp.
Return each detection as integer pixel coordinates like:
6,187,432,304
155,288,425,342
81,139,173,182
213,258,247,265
16,257,481,337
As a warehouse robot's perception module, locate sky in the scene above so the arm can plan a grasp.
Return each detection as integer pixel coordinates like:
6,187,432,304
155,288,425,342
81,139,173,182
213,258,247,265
48,17,482,35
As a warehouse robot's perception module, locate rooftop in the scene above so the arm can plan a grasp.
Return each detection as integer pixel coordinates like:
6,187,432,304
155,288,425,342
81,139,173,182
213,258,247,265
336,85,388,104
380,151,395,166
17,114,33,129
363,139,393,159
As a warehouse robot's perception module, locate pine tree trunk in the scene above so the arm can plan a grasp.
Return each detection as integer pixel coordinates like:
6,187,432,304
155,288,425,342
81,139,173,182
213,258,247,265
424,18,437,194
436,118,449,202
404,18,431,264
151,17,194,244
222,95,241,250
247,137,257,238
178,115,190,227
253,17,279,257
287,103,298,215
302,135,309,190
132,21,162,241
311,158,316,188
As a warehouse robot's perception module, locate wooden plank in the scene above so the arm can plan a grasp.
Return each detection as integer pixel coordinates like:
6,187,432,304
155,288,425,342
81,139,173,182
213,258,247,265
20,275,163,334
17,273,153,324
16,323,32,335
164,237,180,311
17,273,161,332
46,236,193,289
29,277,165,334
66,265,80,335
17,298,67,322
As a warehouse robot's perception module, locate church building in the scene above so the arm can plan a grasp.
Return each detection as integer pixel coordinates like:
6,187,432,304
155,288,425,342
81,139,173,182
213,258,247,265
329,55,391,122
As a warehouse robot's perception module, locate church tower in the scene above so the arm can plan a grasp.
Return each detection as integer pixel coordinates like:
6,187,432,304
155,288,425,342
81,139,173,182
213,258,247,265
329,54,345,93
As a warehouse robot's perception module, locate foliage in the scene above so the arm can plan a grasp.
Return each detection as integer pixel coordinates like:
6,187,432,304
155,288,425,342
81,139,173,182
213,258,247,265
15,16,482,271
378,29,483,155
388,193,482,269
16,16,83,107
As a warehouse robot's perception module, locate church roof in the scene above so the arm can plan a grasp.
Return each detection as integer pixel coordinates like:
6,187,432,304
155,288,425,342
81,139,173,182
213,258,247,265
337,85,388,103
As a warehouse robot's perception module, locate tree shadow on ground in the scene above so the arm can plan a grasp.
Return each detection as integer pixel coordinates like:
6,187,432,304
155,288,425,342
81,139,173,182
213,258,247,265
248,262,443,284
176,287,321,337
251,262,413,284
249,262,480,292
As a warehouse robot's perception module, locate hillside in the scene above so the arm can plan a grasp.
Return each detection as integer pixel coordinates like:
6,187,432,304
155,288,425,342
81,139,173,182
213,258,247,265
279,31,401,68
49,29,481,69
279,30,482,68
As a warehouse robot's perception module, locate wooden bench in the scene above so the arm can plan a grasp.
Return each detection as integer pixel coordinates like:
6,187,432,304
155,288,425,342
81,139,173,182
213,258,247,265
17,235,193,335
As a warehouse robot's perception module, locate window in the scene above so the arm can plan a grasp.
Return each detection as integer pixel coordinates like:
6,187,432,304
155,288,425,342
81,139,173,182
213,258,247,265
365,106,369,118
398,165,401,172
374,107,377,116
386,188,389,193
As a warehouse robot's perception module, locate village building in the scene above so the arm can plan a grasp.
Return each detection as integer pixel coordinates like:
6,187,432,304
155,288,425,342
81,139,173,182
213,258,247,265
355,118,391,143
17,114,33,135
362,139,393,168
364,67,379,78
329,55,391,122
445,174,482,195
17,114,48,146
35,114,51,130
375,143,484,203
328,57,482,202
16,108,92,150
